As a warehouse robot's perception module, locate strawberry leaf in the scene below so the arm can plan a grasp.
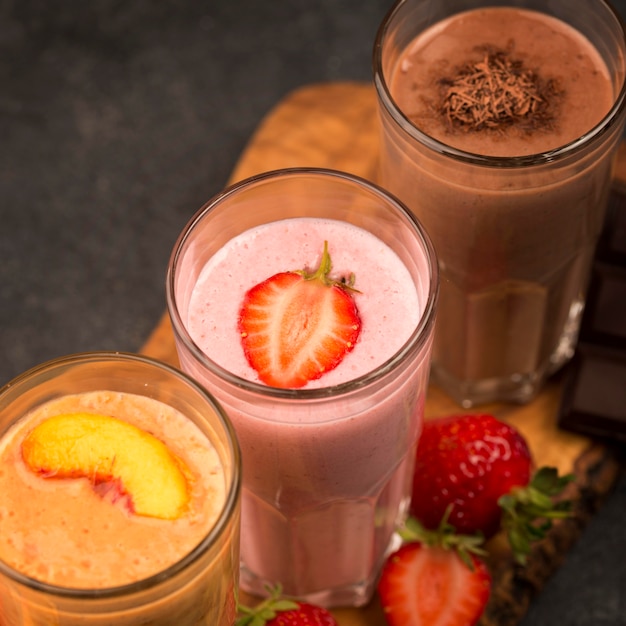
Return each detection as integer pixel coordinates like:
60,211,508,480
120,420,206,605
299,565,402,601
532,466,576,496
270,600,300,612
236,584,305,626
399,507,488,570
499,466,574,564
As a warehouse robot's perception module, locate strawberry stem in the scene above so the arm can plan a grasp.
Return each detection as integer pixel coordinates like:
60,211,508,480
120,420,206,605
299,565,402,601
298,241,359,292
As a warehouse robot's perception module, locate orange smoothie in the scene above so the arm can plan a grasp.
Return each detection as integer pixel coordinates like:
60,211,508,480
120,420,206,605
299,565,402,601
0,391,225,588
0,353,241,626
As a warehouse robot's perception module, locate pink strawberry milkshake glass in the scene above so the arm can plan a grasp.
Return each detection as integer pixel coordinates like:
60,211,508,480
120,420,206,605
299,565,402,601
0,352,241,626
166,168,438,607
374,0,626,407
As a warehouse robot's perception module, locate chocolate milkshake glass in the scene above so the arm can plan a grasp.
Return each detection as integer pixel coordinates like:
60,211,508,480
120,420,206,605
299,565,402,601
0,352,241,626
374,0,626,407
167,168,438,607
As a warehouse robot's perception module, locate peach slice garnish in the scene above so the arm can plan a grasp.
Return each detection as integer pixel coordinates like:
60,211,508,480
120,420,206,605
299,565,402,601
21,412,191,520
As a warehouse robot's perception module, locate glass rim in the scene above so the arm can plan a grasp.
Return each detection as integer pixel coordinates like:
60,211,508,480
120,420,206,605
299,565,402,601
372,0,626,168
166,166,439,401
0,350,242,600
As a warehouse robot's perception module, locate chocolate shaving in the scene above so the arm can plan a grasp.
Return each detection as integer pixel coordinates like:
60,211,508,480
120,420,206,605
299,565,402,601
439,46,562,132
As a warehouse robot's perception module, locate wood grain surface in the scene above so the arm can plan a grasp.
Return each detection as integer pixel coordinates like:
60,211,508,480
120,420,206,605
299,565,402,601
141,82,624,626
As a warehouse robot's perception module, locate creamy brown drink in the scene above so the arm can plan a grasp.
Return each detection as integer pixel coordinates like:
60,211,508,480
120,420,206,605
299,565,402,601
390,8,612,156
374,0,626,406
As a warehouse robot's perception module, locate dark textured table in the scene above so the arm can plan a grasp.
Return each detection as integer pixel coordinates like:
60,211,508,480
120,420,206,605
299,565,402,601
2,2,625,624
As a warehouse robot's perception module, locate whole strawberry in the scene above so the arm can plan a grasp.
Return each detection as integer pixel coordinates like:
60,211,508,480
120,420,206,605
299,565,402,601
411,414,572,562
236,585,338,626
378,516,491,626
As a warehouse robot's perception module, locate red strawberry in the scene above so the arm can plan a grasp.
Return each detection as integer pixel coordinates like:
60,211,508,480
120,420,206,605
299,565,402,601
378,517,491,626
238,241,361,388
236,585,338,626
411,414,573,562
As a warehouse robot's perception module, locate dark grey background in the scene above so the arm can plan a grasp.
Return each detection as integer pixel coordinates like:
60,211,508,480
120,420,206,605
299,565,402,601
1,1,625,623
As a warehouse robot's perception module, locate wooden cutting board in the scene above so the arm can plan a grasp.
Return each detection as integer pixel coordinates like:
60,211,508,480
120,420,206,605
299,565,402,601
141,82,624,626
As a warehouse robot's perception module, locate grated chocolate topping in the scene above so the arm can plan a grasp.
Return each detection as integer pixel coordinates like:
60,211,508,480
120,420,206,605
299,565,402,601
439,45,563,132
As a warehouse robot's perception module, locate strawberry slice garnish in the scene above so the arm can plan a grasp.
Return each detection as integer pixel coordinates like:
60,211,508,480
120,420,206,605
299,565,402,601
238,241,361,388
378,516,491,626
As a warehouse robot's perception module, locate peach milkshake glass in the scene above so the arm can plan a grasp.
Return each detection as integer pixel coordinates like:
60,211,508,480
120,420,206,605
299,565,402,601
166,168,438,607
374,0,626,407
0,352,241,626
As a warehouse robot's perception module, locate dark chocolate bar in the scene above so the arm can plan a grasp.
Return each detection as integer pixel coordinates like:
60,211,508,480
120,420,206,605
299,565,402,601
580,262,626,351
557,187,626,441
558,343,626,441
597,183,626,266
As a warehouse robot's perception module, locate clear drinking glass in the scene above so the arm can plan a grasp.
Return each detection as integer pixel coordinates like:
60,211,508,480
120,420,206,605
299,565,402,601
166,167,438,607
374,0,626,407
0,352,241,626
